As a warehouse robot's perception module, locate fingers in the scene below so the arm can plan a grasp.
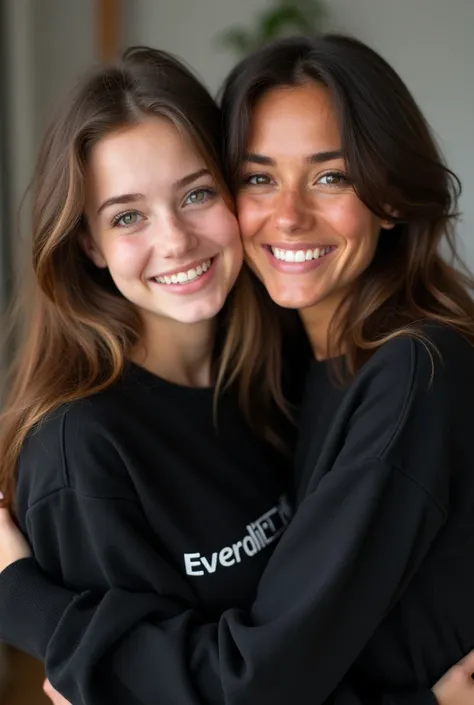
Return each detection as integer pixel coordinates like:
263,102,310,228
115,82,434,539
43,678,72,705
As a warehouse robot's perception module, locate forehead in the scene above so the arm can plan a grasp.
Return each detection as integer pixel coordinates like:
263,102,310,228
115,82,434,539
246,83,341,155
86,117,206,201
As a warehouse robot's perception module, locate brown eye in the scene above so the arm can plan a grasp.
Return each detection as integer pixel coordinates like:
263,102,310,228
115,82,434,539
246,174,272,186
318,172,347,186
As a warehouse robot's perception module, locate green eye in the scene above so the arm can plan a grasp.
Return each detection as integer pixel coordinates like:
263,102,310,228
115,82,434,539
121,213,138,225
184,188,215,206
112,211,143,227
188,190,205,204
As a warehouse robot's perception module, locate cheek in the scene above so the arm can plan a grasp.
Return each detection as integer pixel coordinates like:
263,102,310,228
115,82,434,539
326,198,379,249
198,208,244,280
201,207,241,248
104,238,150,280
323,200,361,240
236,195,265,244
221,212,242,249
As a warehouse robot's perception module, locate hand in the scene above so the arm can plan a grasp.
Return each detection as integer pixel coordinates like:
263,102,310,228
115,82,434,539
0,506,31,572
43,679,72,705
432,650,474,705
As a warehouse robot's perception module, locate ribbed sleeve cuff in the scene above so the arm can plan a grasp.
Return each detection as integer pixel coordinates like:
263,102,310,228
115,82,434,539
0,558,75,660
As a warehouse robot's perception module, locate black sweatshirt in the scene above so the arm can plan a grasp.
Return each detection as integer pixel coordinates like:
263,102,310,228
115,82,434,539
1,325,474,705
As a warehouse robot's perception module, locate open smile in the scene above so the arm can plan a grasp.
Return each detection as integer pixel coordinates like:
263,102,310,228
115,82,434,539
263,244,336,273
152,257,215,285
149,256,218,295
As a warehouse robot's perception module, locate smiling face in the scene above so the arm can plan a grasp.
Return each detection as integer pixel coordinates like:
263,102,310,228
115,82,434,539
83,117,242,328
237,82,394,327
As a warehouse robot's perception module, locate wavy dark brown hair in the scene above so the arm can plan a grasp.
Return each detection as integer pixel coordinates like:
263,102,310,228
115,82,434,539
0,47,286,509
220,34,474,372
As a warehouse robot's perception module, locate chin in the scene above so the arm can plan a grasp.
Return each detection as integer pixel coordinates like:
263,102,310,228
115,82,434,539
174,297,227,324
266,285,317,310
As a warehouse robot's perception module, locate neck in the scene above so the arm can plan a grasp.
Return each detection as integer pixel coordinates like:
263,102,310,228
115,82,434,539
299,291,348,361
131,314,216,388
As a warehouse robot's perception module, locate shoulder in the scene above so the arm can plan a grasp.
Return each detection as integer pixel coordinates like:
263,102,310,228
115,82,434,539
348,323,474,463
325,325,474,508
360,323,473,398
18,382,137,512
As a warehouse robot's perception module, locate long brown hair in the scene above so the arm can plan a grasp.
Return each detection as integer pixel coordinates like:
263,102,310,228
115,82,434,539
220,34,474,373
0,47,285,509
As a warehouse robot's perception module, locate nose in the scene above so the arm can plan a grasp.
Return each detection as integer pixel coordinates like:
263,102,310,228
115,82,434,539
273,188,314,235
156,213,198,259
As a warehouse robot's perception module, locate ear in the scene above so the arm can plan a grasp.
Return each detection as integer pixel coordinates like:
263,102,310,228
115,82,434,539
78,229,107,269
380,205,399,230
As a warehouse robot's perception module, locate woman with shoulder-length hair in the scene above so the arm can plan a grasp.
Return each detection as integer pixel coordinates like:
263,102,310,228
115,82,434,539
0,36,474,705
221,32,474,702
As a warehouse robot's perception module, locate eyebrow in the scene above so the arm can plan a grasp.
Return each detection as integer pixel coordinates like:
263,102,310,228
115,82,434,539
243,150,344,166
97,193,144,215
174,167,211,189
97,168,211,215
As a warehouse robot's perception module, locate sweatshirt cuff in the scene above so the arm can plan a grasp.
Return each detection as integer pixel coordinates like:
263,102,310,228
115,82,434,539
0,557,75,661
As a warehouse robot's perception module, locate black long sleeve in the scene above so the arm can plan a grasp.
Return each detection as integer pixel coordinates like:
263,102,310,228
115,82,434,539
2,332,468,704
0,464,439,705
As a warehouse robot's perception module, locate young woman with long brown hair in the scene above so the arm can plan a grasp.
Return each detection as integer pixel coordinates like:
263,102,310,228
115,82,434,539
1,38,474,705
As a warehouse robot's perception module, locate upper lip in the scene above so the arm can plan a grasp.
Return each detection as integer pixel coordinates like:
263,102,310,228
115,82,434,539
264,243,335,250
150,256,216,279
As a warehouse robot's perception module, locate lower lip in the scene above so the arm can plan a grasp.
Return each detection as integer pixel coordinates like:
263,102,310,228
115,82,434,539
263,246,336,273
150,257,218,295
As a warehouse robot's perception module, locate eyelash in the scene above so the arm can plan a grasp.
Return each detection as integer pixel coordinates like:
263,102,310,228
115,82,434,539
242,170,350,188
242,173,273,187
111,210,144,228
317,171,349,186
182,186,217,206
110,187,218,228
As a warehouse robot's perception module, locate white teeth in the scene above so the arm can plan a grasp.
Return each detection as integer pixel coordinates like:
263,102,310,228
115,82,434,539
155,258,212,285
270,246,333,262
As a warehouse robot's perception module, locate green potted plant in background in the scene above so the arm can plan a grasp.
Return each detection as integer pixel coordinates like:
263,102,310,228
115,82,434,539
217,0,325,58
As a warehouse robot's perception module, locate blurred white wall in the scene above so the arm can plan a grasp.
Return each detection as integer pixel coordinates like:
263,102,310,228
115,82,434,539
3,0,473,269
123,0,272,93
4,0,96,272
32,0,96,132
325,0,474,267
124,0,474,267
